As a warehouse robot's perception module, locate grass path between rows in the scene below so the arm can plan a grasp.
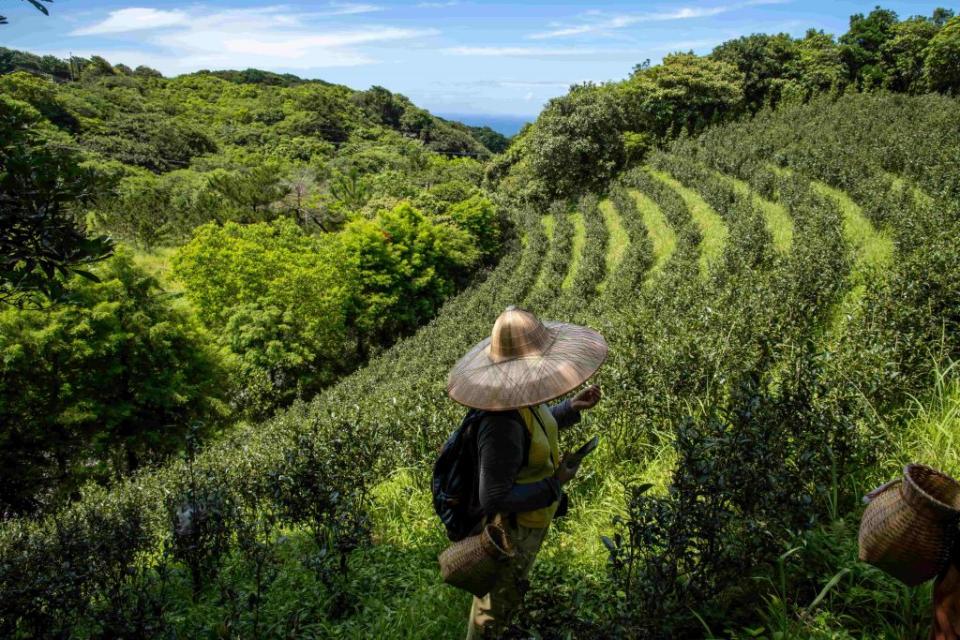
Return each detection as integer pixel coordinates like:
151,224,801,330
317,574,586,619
721,173,793,254
810,181,895,276
649,170,728,277
531,214,555,292
562,212,586,290
597,199,629,293
628,189,676,277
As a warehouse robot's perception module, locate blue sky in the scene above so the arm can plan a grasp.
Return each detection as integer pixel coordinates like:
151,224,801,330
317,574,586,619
1,1,953,116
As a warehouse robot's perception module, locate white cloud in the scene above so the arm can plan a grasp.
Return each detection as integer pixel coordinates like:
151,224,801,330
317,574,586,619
417,1,458,7
321,3,382,16
71,8,188,35
68,5,434,71
445,46,602,57
529,0,790,39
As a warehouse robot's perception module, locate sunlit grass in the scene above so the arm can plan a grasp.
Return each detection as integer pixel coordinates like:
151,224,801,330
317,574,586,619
131,245,183,292
721,173,794,254
649,169,728,277
629,189,676,277
531,213,555,292
885,360,960,479
810,181,894,277
597,199,629,292
562,211,586,290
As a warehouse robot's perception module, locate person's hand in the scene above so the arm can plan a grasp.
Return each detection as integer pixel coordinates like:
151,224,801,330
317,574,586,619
571,384,602,412
554,452,580,486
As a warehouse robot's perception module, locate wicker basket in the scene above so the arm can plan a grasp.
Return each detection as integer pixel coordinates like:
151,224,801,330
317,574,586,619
858,464,960,586
438,523,515,597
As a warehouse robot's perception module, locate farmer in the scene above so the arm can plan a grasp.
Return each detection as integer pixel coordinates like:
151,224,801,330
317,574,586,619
446,306,607,639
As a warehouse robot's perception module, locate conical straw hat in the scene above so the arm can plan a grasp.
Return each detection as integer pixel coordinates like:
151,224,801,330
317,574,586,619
447,306,608,410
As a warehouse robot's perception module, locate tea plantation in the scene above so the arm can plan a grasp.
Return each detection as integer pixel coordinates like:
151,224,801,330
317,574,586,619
3,92,960,638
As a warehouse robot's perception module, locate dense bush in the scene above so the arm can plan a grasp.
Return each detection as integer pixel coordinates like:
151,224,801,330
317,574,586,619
340,201,479,350
173,219,354,416
0,94,113,304
0,251,227,515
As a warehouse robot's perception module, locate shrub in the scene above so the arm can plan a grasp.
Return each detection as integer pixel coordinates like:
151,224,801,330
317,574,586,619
0,251,227,514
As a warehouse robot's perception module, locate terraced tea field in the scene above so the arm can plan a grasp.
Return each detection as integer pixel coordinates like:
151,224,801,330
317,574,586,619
3,93,959,640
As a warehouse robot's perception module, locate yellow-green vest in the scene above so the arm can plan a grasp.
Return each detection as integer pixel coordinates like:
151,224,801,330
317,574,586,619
514,404,560,527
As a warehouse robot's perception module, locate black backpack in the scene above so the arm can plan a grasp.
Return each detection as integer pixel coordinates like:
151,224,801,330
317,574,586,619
432,408,522,541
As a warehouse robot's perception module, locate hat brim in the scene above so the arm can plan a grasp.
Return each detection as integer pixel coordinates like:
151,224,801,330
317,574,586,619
446,321,608,410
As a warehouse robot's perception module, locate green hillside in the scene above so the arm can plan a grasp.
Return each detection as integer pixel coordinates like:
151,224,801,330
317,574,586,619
3,91,958,638
2,6,960,639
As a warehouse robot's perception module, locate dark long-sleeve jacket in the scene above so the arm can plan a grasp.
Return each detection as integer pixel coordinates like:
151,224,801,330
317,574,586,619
476,399,581,516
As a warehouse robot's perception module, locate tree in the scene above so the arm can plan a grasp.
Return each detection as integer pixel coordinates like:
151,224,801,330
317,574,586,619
93,169,224,246
329,166,371,211
0,71,76,129
353,85,405,128
712,33,799,111
207,164,290,223
446,194,500,260
880,16,939,93
627,53,744,139
924,15,960,93
173,219,355,416
0,251,227,514
82,112,216,173
340,202,478,348
519,83,626,201
840,7,899,88
783,30,847,100
0,96,113,305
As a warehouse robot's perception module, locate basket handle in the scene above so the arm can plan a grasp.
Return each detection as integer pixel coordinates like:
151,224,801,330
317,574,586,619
863,478,900,504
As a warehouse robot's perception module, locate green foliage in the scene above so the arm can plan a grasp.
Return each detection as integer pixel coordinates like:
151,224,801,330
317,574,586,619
93,169,224,246
82,111,216,173
880,16,940,93
462,123,510,154
840,6,899,88
0,95,114,305
3,11,960,638
341,202,479,347
712,33,800,112
512,83,626,202
0,251,227,514
173,219,353,416
207,163,290,223
446,194,500,260
0,71,76,128
924,15,960,93
626,53,744,139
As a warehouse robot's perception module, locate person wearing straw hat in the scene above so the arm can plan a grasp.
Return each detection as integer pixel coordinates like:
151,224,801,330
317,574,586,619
446,305,607,639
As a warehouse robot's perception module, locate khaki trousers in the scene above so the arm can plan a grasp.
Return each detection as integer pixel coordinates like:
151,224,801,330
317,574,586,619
465,521,549,639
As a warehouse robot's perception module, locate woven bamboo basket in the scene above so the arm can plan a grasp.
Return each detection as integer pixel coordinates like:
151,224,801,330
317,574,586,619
438,523,515,597
858,464,960,586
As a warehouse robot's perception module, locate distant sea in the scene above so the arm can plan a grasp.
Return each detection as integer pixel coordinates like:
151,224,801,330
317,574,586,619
437,113,532,138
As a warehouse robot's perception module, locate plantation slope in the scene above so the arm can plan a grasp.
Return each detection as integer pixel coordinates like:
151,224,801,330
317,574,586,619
721,173,793,254
770,167,893,277
649,170,728,277
562,212,587,290
628,190,676,277
596,200,629,293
